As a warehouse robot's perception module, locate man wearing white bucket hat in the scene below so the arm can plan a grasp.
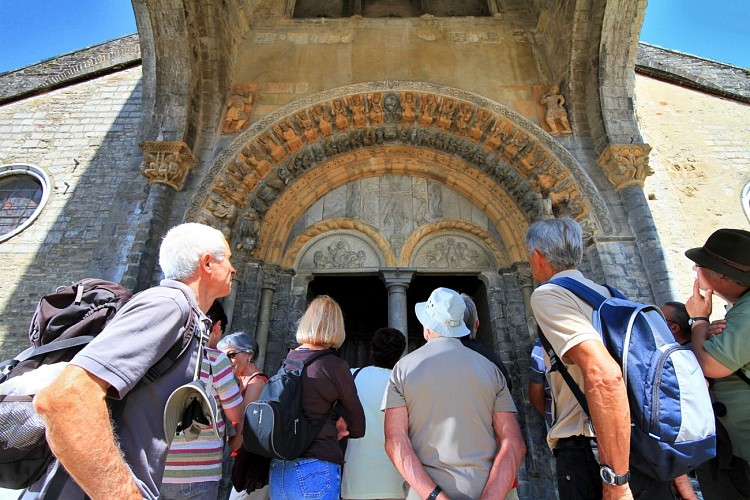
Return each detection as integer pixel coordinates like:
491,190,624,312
383,287,525,500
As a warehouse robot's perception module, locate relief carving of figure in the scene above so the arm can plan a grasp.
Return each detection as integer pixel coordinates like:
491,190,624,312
348,95,367,128
314,240,366,269
275,119,303,153
242,146,272,178
368,93,384,126
423,238,480,268
332,98,350,130
469,109,493,143
428,182,443,220
205,195,237,222
401,92,417,123
295,111,318,143
222,86,254,135
260,134,286,163
539,85,572,136
437,98,457,130
484,120,513,152
311,104,334,136
419,95,438,126
236,211,260,252
455,103,473,136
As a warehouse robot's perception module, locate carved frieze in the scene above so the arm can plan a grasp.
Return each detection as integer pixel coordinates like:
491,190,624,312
597,144,654,190
139,141,196,191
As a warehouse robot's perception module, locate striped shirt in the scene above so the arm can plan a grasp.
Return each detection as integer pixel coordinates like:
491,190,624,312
162,348,242,483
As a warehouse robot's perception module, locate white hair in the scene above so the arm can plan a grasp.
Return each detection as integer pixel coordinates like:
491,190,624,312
159,223,228,280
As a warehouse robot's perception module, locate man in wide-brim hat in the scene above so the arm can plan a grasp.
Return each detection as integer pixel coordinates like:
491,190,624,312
685,228,750,495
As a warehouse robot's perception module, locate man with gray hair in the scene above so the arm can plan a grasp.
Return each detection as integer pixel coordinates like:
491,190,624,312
526,217,635,500
34,223,236,500
384,287,525,500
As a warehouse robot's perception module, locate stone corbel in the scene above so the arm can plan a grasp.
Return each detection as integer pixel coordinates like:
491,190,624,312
597,144,654,191
139,141,197,191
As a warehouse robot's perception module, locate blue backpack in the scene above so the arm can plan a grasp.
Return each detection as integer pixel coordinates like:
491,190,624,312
538,277,716,482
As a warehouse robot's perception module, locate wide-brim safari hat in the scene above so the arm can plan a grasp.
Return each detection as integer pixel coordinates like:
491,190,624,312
415,287,470,338
163,379,219,446
685,228,750,283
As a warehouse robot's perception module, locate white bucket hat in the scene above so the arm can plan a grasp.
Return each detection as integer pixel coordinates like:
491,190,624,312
163,379,220,446
415,287,470,338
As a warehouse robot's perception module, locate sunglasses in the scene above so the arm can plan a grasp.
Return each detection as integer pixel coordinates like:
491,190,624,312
226,351,245,359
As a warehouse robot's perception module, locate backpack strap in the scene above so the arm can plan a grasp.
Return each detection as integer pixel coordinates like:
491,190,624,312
141,287,200,385
537,326,592,421
735,369,750,387
353,366,365,380
547,277,612,308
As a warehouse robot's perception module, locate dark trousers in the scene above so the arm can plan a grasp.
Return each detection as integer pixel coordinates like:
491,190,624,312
696,455,750,499
553,436,676,500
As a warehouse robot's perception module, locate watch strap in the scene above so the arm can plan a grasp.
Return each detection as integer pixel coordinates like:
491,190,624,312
427,485,442,500
600,465,630,486
689,316,710,326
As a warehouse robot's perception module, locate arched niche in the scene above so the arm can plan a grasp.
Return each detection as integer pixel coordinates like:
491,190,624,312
185,82,613,265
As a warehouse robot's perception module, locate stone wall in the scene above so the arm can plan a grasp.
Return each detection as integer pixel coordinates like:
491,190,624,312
0,67,146,356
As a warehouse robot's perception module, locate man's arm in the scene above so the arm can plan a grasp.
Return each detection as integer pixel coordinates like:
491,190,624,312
566,339,633,500
479,411,526,500
686,279,734,378
529,382,547,419
384,406,449,500
34,365,142,499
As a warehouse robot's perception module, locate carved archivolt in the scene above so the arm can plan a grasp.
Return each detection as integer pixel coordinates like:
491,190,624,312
284,218,396,268
186,83,612,265
597,144,653,191
400,220,505,268
140,141,197,191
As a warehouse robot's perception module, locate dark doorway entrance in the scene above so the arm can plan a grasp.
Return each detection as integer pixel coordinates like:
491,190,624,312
307,274,388,368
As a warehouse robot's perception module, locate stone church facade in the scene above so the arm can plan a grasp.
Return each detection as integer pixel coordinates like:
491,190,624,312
1,1,748,497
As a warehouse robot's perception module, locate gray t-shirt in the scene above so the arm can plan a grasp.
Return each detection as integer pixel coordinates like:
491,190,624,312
56,279,208,499
384,336,516,500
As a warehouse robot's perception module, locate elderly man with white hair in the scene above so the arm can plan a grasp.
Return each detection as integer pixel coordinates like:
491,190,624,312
384,287,525,500
34,223,236,500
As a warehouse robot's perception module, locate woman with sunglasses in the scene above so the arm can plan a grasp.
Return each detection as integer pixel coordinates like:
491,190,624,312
217,332,269,499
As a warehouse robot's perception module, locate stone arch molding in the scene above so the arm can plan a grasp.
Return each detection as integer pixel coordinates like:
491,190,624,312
186,81,613,267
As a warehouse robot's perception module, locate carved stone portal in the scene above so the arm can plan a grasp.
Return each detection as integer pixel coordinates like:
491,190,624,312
139,141,197,191
597,144,653,191
297,232,383,270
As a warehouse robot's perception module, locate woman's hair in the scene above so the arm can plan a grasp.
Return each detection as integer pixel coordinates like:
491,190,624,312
217,331,259,362
159,223,228,280
461,293,478,339
296,295,346,348
371,327,406,369
525,217,583,271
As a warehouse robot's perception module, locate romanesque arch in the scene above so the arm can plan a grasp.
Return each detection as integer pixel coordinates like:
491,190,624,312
185,81,613,270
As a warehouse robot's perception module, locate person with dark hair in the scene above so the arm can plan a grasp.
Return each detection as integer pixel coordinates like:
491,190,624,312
661,301,691,346
207,299,229,348
342,328,407,500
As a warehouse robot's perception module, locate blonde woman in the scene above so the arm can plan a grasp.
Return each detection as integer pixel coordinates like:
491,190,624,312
268,295,366,500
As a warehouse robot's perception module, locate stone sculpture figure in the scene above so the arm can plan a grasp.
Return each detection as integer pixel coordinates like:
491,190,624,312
348,95,367,128
311,104,334,136
296,111,318,143
539,85,572,136
401,92,417,123
333,98,350,130
222,86,254,134
368,93,384,126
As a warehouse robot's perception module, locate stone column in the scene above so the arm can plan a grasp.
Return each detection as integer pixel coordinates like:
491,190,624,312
255,264,280,371
124,141,197,292
598,144,674,304
380,269,415,342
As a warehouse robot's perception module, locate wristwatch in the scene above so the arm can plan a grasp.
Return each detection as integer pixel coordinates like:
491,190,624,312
600,465,630,486
688,317,710,327
427,485,442,500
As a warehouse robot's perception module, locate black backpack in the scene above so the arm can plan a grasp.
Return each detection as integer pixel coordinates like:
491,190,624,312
243,350,336,460
0,279,196,490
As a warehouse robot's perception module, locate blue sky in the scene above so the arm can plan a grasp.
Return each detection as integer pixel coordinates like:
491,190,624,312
0,0,748,74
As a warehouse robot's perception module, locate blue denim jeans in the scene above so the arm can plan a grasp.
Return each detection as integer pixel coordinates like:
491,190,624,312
269,458,341,500
159,480,219,500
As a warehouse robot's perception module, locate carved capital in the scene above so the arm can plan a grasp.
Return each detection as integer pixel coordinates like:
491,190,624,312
261,263,281,290
139,141,197,191
597,144,653,191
